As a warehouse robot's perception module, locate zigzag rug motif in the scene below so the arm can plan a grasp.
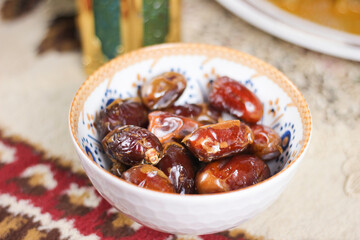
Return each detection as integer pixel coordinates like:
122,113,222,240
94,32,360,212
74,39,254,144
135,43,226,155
0,133,260,240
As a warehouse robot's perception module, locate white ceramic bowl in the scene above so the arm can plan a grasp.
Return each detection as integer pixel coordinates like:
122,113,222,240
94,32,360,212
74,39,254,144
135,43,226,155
69,43,312,235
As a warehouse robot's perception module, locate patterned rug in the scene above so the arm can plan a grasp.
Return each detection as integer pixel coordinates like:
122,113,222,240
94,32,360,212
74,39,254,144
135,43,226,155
0,132,260,240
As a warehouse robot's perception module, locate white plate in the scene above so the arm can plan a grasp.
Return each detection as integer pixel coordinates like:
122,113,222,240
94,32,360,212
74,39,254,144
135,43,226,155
216,0,360,61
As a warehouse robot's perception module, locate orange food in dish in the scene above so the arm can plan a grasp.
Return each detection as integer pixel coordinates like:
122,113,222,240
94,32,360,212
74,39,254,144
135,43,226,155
268,0,360,34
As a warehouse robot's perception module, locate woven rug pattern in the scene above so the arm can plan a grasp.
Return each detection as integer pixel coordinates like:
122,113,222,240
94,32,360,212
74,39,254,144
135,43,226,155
0,133,258,240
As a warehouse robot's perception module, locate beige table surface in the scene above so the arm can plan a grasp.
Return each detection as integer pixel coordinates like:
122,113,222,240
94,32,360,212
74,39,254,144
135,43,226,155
0,0,359,239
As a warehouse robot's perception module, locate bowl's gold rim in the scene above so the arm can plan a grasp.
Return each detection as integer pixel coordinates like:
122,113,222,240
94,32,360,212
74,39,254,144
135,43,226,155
69,42,312,196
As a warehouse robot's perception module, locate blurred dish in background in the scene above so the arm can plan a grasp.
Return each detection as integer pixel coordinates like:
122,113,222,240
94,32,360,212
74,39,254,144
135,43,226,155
268,0,360,35
216,0,360,61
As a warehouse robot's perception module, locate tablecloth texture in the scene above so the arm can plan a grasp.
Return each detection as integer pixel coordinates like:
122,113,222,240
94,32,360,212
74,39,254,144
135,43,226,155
0,0,359,239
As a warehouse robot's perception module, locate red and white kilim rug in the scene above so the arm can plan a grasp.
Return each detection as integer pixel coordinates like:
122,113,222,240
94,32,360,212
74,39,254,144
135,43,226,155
0,132,259,240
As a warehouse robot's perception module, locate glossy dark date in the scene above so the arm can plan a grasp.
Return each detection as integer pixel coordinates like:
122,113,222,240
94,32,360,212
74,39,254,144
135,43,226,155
122,164,175,193
148,111,202,143
102,125,162,166
182,120,254,162
195,154,270,194
156,142,197,194
250,124,282,160
164,103,221,124
95,98,148,138
209,76,263,123
141,72,186,110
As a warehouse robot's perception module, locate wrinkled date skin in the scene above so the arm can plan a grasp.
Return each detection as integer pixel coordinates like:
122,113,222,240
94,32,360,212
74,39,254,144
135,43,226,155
148,111,202,143
102,125,163,166
95,98,148,138
156,142,197,194
250,124,282,161
141,72,187,110
182,120,254,162
196,154,270,194
122,164,175,193
165,103,221,124
209,76,263,123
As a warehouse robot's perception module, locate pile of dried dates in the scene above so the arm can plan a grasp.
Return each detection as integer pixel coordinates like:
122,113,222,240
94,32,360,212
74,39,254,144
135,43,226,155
95,72,282,194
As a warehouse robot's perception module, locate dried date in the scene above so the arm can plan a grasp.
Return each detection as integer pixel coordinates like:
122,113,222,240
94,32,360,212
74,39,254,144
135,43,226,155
110,161,128,177
182,120,254,162
164,103,220,124
209,76,263,123
102,125,162,166
148,111,202,143
95,98,148,138
156,142,197,194
196,154,270,194
122,164,175,193
141,72,186,110
249,124,282,160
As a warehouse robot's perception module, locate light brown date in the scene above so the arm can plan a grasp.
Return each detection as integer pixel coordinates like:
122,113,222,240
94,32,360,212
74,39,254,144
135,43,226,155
182,120,254,162
148,111,202,143
95,98,148,138
209,76,263,123
250,124,282,161
156,142,197,194
141,72,186,110
122,164,175,193
196,154,270,194
102,125,162,166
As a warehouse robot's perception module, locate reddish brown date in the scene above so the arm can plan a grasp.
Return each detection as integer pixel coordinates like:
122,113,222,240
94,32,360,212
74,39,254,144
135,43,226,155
196,154,270,194
250,124,282,161
164,103,221,124
182,120,254,162
95,98,148,138
156,142,197,194
148,111,202,143
209,76,263,123
141,72,186,110
122,164,175,193
102,125,162,166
